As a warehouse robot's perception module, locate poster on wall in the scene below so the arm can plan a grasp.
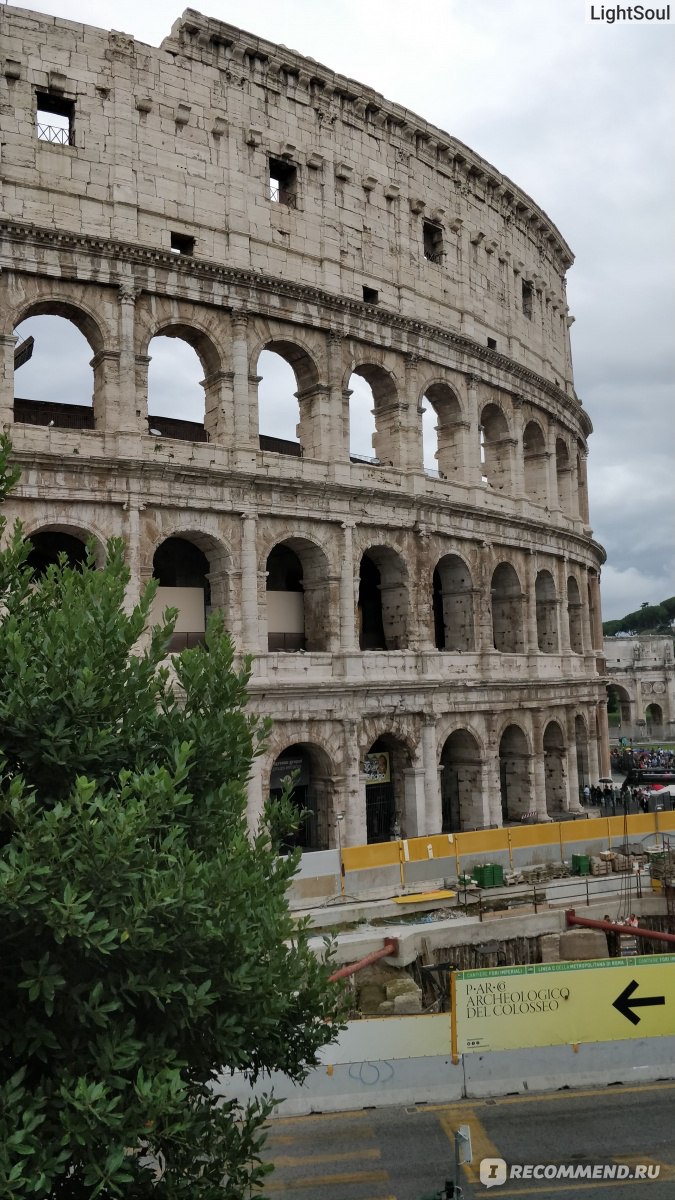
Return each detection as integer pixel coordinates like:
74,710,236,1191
363,752,390,785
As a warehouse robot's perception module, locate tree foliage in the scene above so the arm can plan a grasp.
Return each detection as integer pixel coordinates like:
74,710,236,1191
0,435,343,1198
603,597,675,637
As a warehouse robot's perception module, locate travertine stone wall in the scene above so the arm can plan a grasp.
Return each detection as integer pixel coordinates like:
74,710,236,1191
0,6,609,848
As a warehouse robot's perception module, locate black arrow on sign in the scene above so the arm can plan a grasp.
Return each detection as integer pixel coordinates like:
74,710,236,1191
612,980,666,1026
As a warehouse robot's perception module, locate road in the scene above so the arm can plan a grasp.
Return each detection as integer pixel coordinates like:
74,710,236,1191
261,1080,675,1199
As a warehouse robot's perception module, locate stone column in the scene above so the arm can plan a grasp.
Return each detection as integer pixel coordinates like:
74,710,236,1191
0,333,18,427
511,394,526,497
231,312,255,449
525,551,540,655
556,557,571,653
202,370,235,444
90,350,123,433
421,720,442,833
124,495,145,608
547,419,561,511
343,720,367,846
465,374,483,486
340,521,357,650
596,700,611,778
564,711,583,811
403,767,427,838
246,751,265,833
239,512,259,654
484,726,504,827
588,708,601,785
531,713,549,820
117,281,143,433
297,383,332,460
403,353,423,474
326,332,350,462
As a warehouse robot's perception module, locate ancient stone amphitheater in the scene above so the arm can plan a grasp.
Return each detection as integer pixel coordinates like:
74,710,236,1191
0,5,609,848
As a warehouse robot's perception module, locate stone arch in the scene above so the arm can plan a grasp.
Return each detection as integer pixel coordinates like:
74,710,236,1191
362,732,413,843
522,419,549,505
567,575,584,653
24,528,90,578
13,297,107,432
146,321,223,442
479,402,513,492
419,380,464,480
264,535,332,652
256,337,322,458
535,569,559,653
499,723,534,821
22,518,107,569
440,728,482,831
607,683,631,726
267,741,335,851
349,362,401,468
543,720,566,815
645,703,663,729
432,553,475,651
491,562,525,652
358,544,409,651
150,529,231,650
555,437,572,512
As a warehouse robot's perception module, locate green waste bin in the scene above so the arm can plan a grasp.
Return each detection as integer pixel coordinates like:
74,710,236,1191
572,853,590,876
472,865,490,887
492,863,505,886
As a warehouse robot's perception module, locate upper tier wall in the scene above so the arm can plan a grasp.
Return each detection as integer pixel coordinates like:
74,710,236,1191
2,6,576,392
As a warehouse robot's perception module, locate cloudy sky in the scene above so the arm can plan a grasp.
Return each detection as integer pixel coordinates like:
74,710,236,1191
14,0,674,620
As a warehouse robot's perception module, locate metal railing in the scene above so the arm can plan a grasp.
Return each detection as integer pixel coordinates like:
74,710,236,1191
37,122,73,146
268,183,297,207
14,398,94,430
424,249,444,264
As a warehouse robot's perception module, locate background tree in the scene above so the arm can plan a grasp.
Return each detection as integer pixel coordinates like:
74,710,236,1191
0,434,342,1198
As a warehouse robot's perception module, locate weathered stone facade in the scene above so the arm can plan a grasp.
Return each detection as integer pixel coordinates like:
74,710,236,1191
0,6,609,847
604,637,675,740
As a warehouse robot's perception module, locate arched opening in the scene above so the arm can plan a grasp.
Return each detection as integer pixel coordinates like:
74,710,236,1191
25,530,88,578
433,555,475,651
257,348,301,457
543,721,566,815
567,576,584,653
535,570,559,653
479,404,512,492
363,735,411,843
574,715,590,797
348,372,378,463
151,536,211,651
421,383,463,480
646,703,663,730
522,420,548,505
607,685,631,727
13,312,96,431
147,332,208,442
268,743,333,851
358,547,408,651
499,725,533,821
265,538,331,652
440,730,482,831
349,365,399,468
491,563,524,652
555,438,572,512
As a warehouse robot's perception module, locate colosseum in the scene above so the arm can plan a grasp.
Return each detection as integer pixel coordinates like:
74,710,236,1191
0,5,609,848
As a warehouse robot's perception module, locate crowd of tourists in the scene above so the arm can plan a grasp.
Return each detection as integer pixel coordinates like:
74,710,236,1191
611,746,675,773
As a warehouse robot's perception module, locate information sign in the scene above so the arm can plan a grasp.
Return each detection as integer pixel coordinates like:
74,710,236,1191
455,955,675,1054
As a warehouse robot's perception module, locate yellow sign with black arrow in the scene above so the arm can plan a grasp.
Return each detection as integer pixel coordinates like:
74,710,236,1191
453,955,675,1054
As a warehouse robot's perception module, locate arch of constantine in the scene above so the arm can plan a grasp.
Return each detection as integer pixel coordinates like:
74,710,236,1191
0,5,609,846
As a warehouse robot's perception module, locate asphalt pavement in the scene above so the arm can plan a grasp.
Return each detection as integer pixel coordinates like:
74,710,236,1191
261,1080,675,1199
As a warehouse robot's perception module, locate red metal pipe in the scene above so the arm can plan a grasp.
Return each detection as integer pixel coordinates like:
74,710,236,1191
329,938,399,982
565,909,675,944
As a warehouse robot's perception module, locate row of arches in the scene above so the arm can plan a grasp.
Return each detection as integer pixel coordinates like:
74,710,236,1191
24,529,599,657
266,715,594,849
9,304,588,517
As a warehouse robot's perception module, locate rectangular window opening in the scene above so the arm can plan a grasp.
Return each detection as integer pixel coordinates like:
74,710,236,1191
36,92,74,146
170,231,196,256
423,221,444,264
487,337,497,350
269,157,297,207
522,280,534,319
362,286,379,304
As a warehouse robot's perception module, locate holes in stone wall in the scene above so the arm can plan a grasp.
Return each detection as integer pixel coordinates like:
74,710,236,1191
522,420,548,505
522,279,534,319
268,743,333,851
440,729,481,832
36,92,74,145
268,157,297,207
148,335,206,441
358,547,408,651
499,725,532,820
170,231,196,255
491,562,524,653
257,348,302,456
480,404,512,492
13,314,95,431
423,221,444,264
433,555,475,651
535,569,559,653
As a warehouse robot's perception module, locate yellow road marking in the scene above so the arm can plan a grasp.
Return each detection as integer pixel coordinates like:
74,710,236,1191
493,1173,675,1196
438,1105,502,1184
265,1168,390,1190
271,1147,381,1168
